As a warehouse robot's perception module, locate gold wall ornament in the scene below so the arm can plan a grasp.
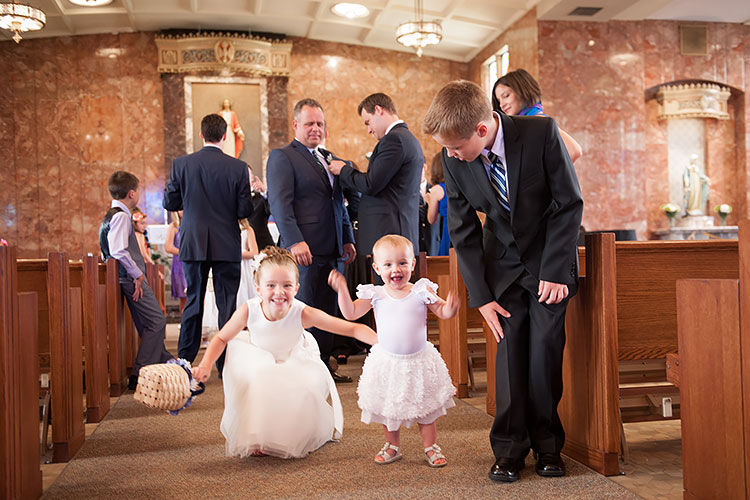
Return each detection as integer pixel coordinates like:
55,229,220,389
155,32,292,76
656,83,731,120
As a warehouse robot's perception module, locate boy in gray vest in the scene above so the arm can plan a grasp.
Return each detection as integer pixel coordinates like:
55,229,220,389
100,171,173,390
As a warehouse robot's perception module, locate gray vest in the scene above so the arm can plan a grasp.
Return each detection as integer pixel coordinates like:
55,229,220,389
100,207,147,281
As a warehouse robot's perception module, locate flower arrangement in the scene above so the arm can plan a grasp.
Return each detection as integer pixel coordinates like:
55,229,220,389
660,203,680,227
714,204,732,225
0,238,7,246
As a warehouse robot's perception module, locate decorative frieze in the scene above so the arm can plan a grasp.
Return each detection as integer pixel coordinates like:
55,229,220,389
155,32,292,76
656,83,730,120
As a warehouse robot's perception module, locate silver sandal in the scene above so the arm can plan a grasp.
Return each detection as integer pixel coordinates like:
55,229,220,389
424,444,447,468
374,442,402,464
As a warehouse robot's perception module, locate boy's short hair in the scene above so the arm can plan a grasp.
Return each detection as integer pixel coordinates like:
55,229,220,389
422,80,492,139
372,234,414,260
293,98,324,120
108,171,139,200
357,93,397,116
201,113,228,143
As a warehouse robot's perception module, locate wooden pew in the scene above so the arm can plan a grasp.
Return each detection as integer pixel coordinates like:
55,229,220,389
81,256,110,422
553,234,739,476
105,259,128,396
0,245,43,500
675,220,750,500
17,253,86,463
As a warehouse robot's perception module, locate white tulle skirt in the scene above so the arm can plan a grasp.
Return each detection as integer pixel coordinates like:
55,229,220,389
357,341,456,431
220,331,342,459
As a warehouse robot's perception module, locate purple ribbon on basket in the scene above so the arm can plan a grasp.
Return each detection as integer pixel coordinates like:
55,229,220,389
166,358,205,416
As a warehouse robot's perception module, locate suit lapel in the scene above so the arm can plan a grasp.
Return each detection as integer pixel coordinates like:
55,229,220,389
292,140,332,190
500,113,522,217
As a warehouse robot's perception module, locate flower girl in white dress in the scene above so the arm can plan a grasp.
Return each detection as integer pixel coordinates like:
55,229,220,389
192,247,377,459
328,234,459,468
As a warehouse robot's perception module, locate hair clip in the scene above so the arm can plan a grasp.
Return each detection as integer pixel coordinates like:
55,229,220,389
132,212,147,222
247,252,267,273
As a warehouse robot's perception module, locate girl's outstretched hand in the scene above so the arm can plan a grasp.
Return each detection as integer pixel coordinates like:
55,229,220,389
328,269,347,292
192,365,210,383
444,290,459,318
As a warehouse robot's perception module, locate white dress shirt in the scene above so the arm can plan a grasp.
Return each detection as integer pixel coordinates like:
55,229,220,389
107,200,143,280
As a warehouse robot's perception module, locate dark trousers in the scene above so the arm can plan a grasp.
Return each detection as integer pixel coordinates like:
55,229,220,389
120,278,173,375
490,271,570,460
179,260,240,374
296,255,343,368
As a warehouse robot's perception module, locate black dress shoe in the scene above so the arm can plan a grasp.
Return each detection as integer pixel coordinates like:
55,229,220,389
128,375,138,391
535,453,566,477
488,457,524,483
330,370,352,383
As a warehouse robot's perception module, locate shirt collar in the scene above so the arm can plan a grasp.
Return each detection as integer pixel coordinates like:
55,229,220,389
111,199,132,216
481,112,505,163
203,143,222,150
385,119,405,136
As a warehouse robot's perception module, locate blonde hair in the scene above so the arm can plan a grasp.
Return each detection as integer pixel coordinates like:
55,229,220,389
372,234,415,261
254,246,298,285
170,211,181,228
239,218,251,231
422,80,492,140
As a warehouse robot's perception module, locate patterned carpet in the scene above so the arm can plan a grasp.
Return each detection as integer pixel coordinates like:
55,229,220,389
43,356,641,500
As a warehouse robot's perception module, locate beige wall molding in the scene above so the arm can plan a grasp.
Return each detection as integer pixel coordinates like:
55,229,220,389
656,83,730,120
155,32,292,76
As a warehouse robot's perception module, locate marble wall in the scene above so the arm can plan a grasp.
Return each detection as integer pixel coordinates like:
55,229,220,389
0,33,165,258
535,20,750,236
287,37,469,170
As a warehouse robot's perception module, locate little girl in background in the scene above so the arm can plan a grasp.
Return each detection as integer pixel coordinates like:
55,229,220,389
192,246,377,459
328,234,458,468
165,211,187,314
132,208,151,262
236,218,259,308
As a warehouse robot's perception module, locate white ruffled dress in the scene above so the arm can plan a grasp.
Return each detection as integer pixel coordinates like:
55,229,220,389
220,297,343,459
356,278,456,431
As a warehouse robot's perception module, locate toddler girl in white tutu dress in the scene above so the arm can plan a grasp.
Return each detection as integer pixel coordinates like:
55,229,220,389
192,247,377,459
328,234,458,468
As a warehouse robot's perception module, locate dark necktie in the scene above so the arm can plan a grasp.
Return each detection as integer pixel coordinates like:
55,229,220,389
487,152,510,212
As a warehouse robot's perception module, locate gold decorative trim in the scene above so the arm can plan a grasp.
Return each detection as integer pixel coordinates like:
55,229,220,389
155,33,292,76
656,83,730,120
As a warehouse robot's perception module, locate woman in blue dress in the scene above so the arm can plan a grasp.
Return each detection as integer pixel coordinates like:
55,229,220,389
425,153,450,256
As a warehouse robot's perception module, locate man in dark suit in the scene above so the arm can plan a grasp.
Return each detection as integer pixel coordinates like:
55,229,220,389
163,113,252,374
328,93,423,259
266,98,356,383
423,81,583,483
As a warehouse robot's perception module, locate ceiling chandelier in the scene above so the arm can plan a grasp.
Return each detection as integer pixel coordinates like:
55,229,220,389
395,0,442,57
0,1,46,43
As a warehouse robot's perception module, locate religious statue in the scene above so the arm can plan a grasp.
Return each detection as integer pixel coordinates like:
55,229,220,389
683,154,710,216
218,98,245,159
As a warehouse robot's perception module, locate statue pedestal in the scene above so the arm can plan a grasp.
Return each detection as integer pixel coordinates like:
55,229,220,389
678,215,714,228
652,225,738,241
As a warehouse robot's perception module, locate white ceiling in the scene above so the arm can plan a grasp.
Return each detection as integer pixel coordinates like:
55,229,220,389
2,0,750,62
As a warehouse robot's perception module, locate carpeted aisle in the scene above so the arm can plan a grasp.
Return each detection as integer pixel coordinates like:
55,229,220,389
43,356,640,500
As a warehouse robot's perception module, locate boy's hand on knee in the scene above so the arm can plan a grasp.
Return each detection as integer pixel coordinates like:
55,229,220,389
478,301,511,343
133,274,144,302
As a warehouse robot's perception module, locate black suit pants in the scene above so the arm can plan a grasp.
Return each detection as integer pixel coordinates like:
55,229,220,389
490,271,568,460
179,260,240,374
296,255,343,368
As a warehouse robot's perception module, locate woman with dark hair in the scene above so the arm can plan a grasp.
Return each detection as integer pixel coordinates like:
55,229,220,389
492,69,582,163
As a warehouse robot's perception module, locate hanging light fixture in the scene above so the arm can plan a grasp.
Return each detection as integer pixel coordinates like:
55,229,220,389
395,0,442,57
0,1,46,43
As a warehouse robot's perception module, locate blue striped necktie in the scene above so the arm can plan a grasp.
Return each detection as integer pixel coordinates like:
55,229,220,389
487,152,510,212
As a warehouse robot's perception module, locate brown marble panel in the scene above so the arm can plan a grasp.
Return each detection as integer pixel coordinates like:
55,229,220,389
79,95,124,164
60,158,83,257
706,110,738,225
644,99,670,234
15,159,40,258
161,73,186,177
75,34,123,97
13,96,37,160
81,166,115,257
267,76,289,152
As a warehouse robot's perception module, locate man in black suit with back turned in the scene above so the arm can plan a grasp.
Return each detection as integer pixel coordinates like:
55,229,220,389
328,93,424,261
266,98,356,383
423,81,583,483
163,114,252,375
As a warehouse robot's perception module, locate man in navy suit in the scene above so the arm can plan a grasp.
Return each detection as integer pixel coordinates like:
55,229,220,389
328,93,424,259
163,113,253,374
266,98,356,383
